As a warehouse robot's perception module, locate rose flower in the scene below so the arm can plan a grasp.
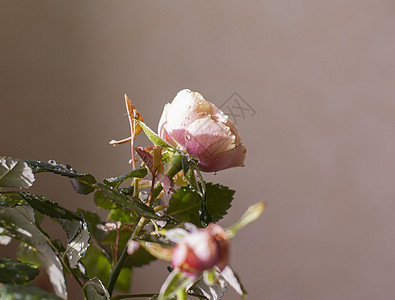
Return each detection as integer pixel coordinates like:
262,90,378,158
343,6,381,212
158,89,246,172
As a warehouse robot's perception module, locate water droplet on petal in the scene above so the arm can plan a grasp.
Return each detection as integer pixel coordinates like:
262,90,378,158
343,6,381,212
185,134,191,141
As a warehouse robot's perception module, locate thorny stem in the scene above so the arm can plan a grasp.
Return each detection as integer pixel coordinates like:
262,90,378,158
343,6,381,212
107,219,140,296
125,95,139,198
107,154,183,296
190,162,212,227
108,95,144,295
146,172,156,206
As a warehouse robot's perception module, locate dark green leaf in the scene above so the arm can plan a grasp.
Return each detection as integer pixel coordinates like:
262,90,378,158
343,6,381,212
103,167,147,188
205,183,234,223
0,206,67,299
25,160,96,194
0,192,80,221
0,157,35,188
0,193,25,207
70,178,95,195
125,247,157,268
107,208,136,223
115,267,132,293
95,184,164,220
0,283,61,300
81,246,111,285
17,244,42,267
167,183,234,227
81,245,132,293
83,278,110,300
78,210,108,243
94,190,115,210
167,186,201,226
60,218,90,269
0,257,39,284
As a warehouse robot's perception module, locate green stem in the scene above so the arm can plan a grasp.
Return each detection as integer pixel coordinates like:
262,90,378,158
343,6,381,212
177,288,187,300
107,219,139,296
191,163,212,227
107,153,183,296
132,177,139,197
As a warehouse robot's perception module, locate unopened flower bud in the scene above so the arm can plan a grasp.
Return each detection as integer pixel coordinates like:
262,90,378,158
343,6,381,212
171,223,230,276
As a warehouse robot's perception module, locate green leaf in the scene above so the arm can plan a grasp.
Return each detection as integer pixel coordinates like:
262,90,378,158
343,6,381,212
81,245,132,293
0,257,39,284
189,270,228,300
60,218,90,269
125,247,157,268
167,186,201,226
0,157,35,188
167,183,234,227
0,283,61,300
81,246,111,285
95,184,164,220
0,192,81,221
135,119,175,151
205,183,234,223
107,208,136,223
17,244,43,267
220,266,247,297
70,178,95,195
0,206,67,299
78,210,108,244
25,160,96,194
103,167,147,188
158,269,194,300
83,278,110,300
94,190,115,210
0,192,79,220
115,267,132,293
138,240,174,262
0,193,26,207
227,202,265,238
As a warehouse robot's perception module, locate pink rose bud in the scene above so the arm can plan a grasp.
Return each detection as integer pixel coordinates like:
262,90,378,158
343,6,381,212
158,89,247,172
171,224,230,276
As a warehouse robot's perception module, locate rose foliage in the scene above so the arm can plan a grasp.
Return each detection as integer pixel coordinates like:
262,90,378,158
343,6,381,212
0,90,264,300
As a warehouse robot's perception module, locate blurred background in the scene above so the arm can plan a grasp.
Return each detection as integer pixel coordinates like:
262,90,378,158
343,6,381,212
1,1,395,299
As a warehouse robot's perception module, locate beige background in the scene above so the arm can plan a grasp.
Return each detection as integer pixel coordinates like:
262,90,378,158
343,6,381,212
1,1,395,299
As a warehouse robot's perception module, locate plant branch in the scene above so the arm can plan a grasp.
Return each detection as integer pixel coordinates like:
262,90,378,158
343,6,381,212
107,219,139,296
